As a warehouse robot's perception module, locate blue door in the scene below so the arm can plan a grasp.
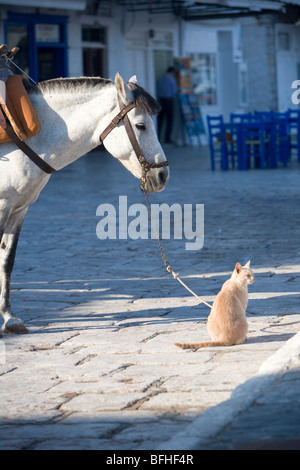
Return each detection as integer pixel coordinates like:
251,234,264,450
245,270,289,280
5,12,68,83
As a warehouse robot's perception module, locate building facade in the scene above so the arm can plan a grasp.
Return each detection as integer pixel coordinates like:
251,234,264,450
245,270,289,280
0,1,299,130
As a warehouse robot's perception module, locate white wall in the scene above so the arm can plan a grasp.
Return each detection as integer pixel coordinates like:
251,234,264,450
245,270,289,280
67,14,83,77
275,23,300,112
182,22,241,123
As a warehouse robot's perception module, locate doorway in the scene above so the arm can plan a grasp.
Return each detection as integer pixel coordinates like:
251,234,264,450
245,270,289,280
153,50,174,95
5,12,68,83
217,31,238,120
83,48,105,77
38,47,65,81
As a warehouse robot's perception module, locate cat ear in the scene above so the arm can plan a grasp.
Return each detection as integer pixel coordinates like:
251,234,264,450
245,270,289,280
235,262,242,273
244,260,251,268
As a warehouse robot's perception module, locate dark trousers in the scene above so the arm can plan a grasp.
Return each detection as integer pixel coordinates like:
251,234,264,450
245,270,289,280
158,97,174,143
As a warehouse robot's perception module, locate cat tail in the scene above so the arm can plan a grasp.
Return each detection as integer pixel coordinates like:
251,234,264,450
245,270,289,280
174,341,226,350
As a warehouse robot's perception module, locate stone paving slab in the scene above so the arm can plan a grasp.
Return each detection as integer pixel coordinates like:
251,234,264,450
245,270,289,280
160,329,300,450
0,146,300,450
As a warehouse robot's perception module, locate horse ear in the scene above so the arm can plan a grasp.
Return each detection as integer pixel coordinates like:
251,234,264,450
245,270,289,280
128,75,138,84
115,72,133,104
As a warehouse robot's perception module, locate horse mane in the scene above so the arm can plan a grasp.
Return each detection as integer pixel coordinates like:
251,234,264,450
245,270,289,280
24,76,161,115
24,77,114,95
127,82,161,116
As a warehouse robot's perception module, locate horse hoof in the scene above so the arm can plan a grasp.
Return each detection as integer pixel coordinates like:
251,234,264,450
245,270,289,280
2,318,28,335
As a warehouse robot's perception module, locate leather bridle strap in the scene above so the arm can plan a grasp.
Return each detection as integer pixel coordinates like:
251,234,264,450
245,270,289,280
100,96,168,187
118,97,151,172
100,102,136,143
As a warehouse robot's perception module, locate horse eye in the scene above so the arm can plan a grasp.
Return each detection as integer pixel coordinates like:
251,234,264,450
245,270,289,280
136,123,146,131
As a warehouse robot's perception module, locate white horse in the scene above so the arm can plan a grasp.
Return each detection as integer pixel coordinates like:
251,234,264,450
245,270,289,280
0,72,169,335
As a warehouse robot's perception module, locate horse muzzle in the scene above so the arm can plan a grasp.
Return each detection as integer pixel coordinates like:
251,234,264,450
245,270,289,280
143,165,170,192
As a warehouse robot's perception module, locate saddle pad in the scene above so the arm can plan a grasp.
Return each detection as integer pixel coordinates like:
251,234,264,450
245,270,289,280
0,74,41,144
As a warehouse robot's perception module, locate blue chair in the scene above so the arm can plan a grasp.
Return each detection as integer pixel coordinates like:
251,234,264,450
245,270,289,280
230,112,253,123
286,109,300,162
254,110,275,122
207,115,228,171
239,121,268,170
228,113,254,168
254,111,288,168
271,112,290,167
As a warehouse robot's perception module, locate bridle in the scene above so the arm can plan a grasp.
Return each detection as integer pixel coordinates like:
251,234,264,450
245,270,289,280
100,95,169,190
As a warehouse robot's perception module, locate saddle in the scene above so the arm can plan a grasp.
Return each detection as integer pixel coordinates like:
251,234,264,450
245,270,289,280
0,74,41,144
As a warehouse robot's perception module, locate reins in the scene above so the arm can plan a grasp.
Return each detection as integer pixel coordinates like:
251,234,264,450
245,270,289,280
101,94,212,310
141,186,212,309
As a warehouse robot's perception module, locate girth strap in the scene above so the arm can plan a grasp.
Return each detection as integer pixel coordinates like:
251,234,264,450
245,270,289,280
0,114,56,174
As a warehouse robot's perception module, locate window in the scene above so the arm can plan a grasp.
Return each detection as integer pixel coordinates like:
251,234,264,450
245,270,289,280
82,26,107,77
6,12,68,83
82,26,106,45
83,48,105,77
189,53,217,105
278,32,290,51
7,24,30,76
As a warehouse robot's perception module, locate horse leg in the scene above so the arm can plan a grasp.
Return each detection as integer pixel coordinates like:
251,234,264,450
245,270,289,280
0,210,9,338
0,209,28,334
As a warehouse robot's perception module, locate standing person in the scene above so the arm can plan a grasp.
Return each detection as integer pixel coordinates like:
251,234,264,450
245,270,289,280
157,66,178,143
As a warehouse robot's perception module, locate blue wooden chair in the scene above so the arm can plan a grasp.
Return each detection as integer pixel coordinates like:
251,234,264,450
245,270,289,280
239,121,267,170
228,113,254,168
254,110,289,168
254,110,275,122
230,112,253,123
286,109,300,163
271,112,290,167
206,115,228,171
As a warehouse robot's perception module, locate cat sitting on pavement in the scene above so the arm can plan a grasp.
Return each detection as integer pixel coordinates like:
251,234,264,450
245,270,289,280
175,261,255,350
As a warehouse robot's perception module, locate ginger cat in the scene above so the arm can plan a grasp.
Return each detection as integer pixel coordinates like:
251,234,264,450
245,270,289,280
175,261,255,350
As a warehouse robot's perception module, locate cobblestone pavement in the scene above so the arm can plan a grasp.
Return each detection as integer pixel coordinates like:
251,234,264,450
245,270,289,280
0,145,300,450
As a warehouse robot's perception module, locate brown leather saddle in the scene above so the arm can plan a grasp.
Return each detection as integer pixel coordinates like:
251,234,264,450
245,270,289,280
0,74,41,144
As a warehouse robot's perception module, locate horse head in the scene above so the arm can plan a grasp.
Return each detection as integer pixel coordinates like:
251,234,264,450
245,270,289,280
101,73,169,193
